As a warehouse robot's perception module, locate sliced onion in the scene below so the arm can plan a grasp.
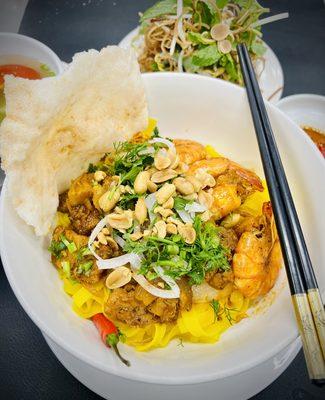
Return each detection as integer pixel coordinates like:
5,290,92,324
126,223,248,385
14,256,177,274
192,282,219,303
145,193,156,222
176,209,193,224
138,146,155,155
113,233,126,248
149,138,175,152
88,216,109,260
154,266,180,295
133,269,180,299
185,202,207,214
97,252,142,270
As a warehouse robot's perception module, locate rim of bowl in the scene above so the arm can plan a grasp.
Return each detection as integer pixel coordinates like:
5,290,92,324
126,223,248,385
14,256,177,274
1,72,323,385
277,93,325,106
0,32,64,75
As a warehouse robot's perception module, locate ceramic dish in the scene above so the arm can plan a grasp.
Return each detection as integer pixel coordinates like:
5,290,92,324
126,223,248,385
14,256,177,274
1,74,324,400
119,27,284,104
0,32,64,76
277,94,325,131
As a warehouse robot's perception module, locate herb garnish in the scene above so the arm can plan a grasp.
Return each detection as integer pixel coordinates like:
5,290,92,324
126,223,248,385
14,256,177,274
210,299,237,325
124,216,229,284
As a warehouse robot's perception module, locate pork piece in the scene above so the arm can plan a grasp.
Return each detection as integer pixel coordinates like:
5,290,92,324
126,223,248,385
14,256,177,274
147,298,179,323
206,270,234,290
218,226,238,257
105,283,156,326
178,277,192,312
134,285,156,306
105,282,181,326
68,173,94,206
96,239,120,260
72,262,105,285
69,203,101,235
58,191,69,213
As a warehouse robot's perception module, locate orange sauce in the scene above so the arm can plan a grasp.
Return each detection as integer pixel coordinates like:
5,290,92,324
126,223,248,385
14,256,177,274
302,126,325,157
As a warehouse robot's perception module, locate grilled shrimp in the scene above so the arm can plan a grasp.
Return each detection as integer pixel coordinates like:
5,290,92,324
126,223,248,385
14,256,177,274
232,202,282,299
188,157,263,219
188,157,263,191
173,139,207,164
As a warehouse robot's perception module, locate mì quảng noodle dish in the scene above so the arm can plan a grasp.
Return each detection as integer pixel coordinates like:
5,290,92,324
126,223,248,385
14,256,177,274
49,121,282,365
0,46,282,367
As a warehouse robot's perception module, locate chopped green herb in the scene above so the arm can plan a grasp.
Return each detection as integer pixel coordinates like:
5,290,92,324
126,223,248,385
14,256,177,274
118,193,140,210
61,235,77,253
210,299,220,322
124,216,229,284
77,261,93,276
173,196,193,211
40,64,55,77
61,261,71,278
48,240,66,259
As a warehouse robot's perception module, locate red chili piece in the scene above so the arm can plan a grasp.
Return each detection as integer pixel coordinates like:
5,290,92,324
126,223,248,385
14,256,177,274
92,313,130,367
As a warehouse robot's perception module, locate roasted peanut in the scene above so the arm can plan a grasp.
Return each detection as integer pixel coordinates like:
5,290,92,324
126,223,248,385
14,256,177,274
106,267,132,289
154,149,171,170
135,197,147,224
154,206,174,218
163,196,174,209
186,175,202,192
166,223,178,235
198,190,213,209
173,177,194,195
147,181,158,193
99,187,120,212
134,171,150,194
156,183,176,205
154,220,167,239
178,224,196,244
107,210,133,230
94,170,106,182
130,231,143,241
151,169,177,183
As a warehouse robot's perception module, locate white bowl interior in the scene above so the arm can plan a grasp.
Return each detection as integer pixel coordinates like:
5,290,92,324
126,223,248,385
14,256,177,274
0,32,64,75
1,74,324,385
277,94,325,132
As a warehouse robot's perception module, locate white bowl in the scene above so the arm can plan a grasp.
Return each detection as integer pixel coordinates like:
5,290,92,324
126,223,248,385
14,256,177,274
277,94,325,132
1,74,324,400
0,32,64,75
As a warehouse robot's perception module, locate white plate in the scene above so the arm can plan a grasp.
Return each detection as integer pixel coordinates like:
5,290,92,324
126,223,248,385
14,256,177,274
119,27,284,103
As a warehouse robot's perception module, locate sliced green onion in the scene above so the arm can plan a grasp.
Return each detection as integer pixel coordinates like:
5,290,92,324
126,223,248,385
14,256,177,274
61,261,71,277
61,235,77,253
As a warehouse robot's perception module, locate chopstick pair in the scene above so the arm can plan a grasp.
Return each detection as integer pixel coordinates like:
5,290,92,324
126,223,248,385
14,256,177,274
237,43,325,386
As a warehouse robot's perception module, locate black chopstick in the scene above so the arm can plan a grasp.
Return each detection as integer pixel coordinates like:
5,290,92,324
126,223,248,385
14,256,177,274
238,43,325,363
237,43,325,385
239,44,325,353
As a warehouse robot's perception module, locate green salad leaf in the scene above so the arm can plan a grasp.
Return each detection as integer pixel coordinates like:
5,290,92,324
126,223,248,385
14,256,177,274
140,0,177,23
251,41,266,56
192,44,222,67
